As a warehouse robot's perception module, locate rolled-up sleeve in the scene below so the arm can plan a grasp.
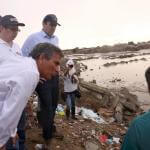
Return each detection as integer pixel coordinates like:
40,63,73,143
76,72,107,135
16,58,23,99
0,71,39,147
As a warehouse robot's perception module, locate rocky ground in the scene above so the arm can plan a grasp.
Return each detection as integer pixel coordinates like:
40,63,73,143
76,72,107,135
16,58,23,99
25,86,142,150
26,115,125,150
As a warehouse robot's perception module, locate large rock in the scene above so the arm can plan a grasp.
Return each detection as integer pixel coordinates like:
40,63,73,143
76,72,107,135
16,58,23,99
115,103,123,123
79,81,141,123
85,141,100,150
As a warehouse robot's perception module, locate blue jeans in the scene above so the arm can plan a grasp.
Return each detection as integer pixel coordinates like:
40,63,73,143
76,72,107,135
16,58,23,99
66,93,76,116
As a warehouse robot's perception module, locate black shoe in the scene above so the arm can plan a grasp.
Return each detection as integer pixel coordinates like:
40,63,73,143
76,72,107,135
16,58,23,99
52,132,64,140
66,108,70,119
66,116,69,120
72,116,78,120
52,124,56,133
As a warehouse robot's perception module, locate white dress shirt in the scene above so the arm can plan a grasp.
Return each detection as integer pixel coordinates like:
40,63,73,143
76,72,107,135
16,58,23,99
0,46,39,147
0,38,23,139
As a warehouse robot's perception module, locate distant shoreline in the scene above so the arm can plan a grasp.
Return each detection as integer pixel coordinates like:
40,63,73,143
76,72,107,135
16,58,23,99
63,41,150,54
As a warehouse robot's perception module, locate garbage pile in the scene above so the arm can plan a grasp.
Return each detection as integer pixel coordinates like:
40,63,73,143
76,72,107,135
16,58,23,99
26,99,127,150
80,80,143,125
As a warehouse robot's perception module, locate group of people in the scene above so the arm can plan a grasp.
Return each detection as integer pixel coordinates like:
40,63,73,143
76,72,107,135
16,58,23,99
0,14,79,150
2,13,150,150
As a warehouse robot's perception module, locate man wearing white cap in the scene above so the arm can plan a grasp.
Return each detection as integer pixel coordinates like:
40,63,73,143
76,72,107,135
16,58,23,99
64,59,79,120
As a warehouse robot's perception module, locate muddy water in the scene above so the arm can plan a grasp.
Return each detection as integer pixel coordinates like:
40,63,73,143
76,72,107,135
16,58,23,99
70,49,150,110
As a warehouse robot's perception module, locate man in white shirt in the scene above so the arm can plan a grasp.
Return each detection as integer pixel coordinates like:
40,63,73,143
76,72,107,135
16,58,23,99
0,43,63,150
0,15,25,150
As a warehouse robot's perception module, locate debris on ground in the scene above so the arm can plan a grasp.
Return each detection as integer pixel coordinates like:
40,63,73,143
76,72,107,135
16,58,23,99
26,95,128,150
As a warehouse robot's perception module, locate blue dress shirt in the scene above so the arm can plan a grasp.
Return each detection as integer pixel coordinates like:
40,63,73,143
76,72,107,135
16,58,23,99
21,31,59,56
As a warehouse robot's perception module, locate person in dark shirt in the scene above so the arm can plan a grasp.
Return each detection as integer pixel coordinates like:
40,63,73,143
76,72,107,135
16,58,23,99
121,67,150,150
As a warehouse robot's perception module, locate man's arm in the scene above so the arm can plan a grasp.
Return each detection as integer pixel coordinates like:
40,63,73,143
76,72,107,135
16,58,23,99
52,35,59,47
0,71,39,147
21,35,36,56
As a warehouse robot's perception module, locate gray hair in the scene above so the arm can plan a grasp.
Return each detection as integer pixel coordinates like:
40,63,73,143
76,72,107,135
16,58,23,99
29,43,63,60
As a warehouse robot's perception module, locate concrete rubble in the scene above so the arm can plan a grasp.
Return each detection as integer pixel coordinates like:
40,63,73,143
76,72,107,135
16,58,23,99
80,80,142,124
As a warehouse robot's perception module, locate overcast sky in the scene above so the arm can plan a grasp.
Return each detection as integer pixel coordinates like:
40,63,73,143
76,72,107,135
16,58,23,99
1,0,150,49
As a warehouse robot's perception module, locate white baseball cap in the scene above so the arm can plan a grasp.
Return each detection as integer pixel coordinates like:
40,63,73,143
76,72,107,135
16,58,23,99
66,59,74,67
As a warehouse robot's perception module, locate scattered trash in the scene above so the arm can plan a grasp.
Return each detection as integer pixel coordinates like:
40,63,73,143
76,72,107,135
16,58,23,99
56,104,65,112
35,144,43,150
106,139,113,145
56,104,65,116
77,107,105,124
56,145,60,149
113,137,120,144
99,134,108,143
56,105,105,124
91,130,96,136
57,111,65,116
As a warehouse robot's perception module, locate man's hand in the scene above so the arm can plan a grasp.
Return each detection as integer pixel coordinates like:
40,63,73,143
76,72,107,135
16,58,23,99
11,134,19,146
0,145,6,150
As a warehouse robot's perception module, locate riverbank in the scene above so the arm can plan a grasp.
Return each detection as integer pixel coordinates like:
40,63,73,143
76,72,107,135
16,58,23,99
63,41,150,55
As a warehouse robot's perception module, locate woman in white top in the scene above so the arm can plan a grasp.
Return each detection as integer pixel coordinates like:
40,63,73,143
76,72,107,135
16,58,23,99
64,59,79,120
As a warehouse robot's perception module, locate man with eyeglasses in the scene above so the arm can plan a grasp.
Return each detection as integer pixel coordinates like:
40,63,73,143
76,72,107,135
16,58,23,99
21,14,63,148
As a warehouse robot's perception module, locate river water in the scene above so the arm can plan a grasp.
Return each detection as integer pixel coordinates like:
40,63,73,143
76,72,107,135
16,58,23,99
68,49,150,110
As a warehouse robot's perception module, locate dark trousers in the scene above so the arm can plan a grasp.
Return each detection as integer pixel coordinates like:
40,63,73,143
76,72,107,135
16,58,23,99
36,75,59,140
6,111,26,150
6,138,19,150
17,110,26,150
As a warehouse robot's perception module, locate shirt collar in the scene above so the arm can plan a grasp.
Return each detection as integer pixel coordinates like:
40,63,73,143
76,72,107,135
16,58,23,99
0,38,13,48
40,30,55,39
0,38,7,44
